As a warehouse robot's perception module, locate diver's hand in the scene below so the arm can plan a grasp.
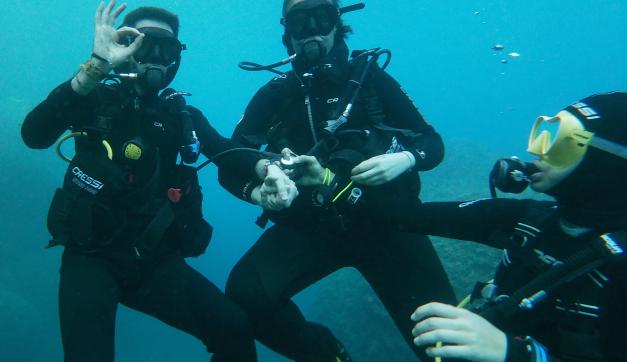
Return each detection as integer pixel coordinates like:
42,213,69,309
281,148,328,187
92,0,144,68
254,165,298,211
351,152,415,186
411,302,507,362
73,1,144,95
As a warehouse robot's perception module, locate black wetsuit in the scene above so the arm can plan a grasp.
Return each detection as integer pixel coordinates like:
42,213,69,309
402,198,627,361
218,46,456,361
22,81,260,362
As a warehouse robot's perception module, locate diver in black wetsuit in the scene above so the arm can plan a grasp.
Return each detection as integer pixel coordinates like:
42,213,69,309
217,0,456,360
21,2,297,361
407,92,627,362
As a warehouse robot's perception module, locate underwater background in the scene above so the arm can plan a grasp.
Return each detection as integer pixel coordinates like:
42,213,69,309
1,0,626,361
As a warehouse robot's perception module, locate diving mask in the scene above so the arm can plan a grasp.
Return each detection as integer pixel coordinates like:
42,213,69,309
527,110,627,168
282,2,340,40
124,27,186,66
527,111,593,168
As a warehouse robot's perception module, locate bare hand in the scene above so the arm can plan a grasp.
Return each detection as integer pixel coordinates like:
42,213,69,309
351,152,414,186
92,0,144,67
281,148,326,186
411,302,507,362
258,165,299,211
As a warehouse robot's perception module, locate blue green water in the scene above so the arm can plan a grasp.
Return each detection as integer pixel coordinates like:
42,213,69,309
0,1,625,361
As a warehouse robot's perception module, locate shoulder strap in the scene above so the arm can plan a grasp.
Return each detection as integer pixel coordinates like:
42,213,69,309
324,50,382,134
346,57,424,140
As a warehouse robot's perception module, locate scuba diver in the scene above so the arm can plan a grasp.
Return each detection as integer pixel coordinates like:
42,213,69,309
218,0,456,360
21,2,296,361
407,92,627,361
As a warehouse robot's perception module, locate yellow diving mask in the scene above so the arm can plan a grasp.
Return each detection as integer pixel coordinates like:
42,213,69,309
527,111,593,168
527,110,627,168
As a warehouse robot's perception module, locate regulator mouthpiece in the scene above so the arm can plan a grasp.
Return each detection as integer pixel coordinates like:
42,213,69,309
301,39,327,65
489,157,540,197
142,67,166,91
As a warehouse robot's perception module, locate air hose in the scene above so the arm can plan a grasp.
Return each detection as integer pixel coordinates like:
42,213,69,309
195,148,276,172
238,55,297,76
56,132,113,162
58,134,272,173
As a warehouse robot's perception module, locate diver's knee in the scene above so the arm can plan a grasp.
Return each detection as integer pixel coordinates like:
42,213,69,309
223,308,254,340
225,260,275,318
226,261,260,301
202,307,254,358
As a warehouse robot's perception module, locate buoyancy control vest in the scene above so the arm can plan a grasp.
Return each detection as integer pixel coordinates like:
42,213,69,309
47,84,211,258
471,204,627,361
258,50,425,230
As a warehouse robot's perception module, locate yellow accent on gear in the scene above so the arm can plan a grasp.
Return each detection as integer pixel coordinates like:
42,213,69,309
124,143,143,161
101,140,113,160
332,181,354,203
434,295,472,362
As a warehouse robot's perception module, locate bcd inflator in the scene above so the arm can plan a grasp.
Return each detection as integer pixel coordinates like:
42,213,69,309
161,89,200,164
179,109,200,164
489,157,540,198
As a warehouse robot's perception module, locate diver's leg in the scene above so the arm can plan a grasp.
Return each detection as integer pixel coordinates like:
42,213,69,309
225,224,348,361
122,256,257,362
358,232,456,361
58,250,120,362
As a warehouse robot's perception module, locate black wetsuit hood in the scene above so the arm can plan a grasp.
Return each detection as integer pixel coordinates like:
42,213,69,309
545,93,627,230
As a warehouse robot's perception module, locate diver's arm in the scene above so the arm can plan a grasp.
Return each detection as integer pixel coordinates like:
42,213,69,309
405,124,444,172
22,81,93,149
189,106,262,181
71,1,143,96
373,69,444,171
217,82,281,203
22,2,145,149
401,198,547,248
193,106,297,210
